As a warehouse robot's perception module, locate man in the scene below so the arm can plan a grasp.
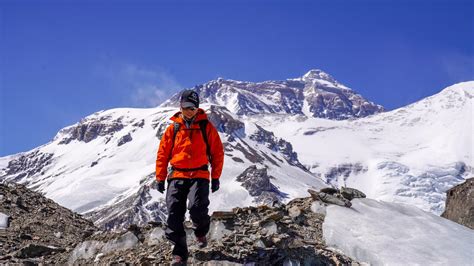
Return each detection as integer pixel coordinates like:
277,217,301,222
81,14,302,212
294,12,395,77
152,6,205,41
155,90,224,265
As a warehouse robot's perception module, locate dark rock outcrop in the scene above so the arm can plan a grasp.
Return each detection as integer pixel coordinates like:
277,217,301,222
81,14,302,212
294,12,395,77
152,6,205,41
441,178,474,229
236,165,288,205
58,116,124,144
340,187,367,201
325,163,367,185
1,151,54,182
250,125,306,170
117,133,133,146
206,105,245,137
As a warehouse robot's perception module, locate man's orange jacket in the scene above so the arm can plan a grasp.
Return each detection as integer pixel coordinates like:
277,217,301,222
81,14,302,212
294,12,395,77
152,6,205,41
155,109,224,182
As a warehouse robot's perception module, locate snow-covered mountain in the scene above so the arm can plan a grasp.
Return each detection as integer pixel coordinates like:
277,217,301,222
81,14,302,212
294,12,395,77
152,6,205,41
161,69,385,119
0,70,472,229
0,96,329,229
254,81,473,214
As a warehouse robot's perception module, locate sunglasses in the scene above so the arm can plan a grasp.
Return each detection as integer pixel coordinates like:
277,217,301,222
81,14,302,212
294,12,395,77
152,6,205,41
182,107,197,111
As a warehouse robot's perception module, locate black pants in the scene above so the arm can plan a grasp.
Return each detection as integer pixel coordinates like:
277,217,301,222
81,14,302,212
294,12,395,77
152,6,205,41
165,178,211,259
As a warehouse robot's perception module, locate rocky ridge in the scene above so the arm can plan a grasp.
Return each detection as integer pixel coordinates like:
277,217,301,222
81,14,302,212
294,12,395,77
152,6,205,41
0,182,97,263
0,181,365,265
161,69,385,119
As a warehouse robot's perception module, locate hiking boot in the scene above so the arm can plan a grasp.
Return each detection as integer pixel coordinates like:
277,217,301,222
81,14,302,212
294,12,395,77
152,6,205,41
171,255,187,265
196,235,208,248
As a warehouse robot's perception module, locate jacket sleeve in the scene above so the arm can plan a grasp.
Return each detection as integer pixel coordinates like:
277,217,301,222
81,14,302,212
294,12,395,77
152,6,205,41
156,124,173,182
207,123,224,179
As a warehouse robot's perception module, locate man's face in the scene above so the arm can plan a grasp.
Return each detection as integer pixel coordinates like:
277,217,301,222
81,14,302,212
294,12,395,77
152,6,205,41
181,106,198,120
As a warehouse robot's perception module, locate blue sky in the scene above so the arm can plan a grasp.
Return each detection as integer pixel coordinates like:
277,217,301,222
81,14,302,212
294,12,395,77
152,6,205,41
1,0,473,156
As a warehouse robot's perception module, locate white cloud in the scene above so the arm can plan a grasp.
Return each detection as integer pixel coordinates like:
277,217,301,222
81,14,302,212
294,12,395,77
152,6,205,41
120,64,182,107
95,62,182,107
130,85,169,107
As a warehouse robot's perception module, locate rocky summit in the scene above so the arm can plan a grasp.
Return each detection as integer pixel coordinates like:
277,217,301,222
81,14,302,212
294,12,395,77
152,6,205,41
0,181,364,265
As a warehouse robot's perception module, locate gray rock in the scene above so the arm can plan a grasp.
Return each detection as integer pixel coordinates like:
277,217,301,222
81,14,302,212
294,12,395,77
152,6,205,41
340,187,366,201
288,206,305,224
317,192,352,207
212,211,235,220
320,187,339,195
236,165,287,205
117,133,133,146
442,178,474,229
15,244,65,258
59,117,124,144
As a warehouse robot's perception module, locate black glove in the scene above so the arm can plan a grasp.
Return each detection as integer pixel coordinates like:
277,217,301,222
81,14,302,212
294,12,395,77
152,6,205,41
157,181,165,194
211,179,220,193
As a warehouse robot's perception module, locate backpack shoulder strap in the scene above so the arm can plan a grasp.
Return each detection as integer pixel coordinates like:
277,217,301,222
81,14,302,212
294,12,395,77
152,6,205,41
198,120,211,161
169,122,180,160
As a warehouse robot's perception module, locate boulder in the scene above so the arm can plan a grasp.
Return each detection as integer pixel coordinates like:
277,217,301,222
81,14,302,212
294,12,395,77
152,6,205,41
340,187,366,201
441,178,474,229
317,192,352,207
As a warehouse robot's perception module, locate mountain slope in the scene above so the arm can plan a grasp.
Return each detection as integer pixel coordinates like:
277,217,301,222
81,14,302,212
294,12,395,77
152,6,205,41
256,81,473,214
0,104,327,229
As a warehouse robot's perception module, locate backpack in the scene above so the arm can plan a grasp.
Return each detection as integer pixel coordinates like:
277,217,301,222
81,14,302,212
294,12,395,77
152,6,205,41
169,120,211,162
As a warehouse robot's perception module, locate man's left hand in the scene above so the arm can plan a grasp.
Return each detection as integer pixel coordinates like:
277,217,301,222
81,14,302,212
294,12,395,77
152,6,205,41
211,179,220,193
157,181,165,193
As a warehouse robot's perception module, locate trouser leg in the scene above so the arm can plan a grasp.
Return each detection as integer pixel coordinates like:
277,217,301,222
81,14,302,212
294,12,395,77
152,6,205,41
165,179,190,259
187,179,211,238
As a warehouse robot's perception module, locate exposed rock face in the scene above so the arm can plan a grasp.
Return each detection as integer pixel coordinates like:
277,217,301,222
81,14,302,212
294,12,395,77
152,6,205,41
250,125,306,170
441,178,474,229
2,151,54,182
58,116,124,144
206,105,246,137
325,163,367,185
117,133,133,146
0,182,97,263
303,81,384,120
236,165,288,205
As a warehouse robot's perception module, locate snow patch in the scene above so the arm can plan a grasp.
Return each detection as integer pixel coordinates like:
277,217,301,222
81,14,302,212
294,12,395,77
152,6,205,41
0,212,9,229
323,198,474,265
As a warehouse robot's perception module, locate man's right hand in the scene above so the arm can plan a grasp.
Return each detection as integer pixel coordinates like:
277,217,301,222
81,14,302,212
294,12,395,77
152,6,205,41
157,181,165,193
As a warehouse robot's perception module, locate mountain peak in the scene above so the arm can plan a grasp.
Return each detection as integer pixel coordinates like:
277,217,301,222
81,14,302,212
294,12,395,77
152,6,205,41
301,69,336,83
